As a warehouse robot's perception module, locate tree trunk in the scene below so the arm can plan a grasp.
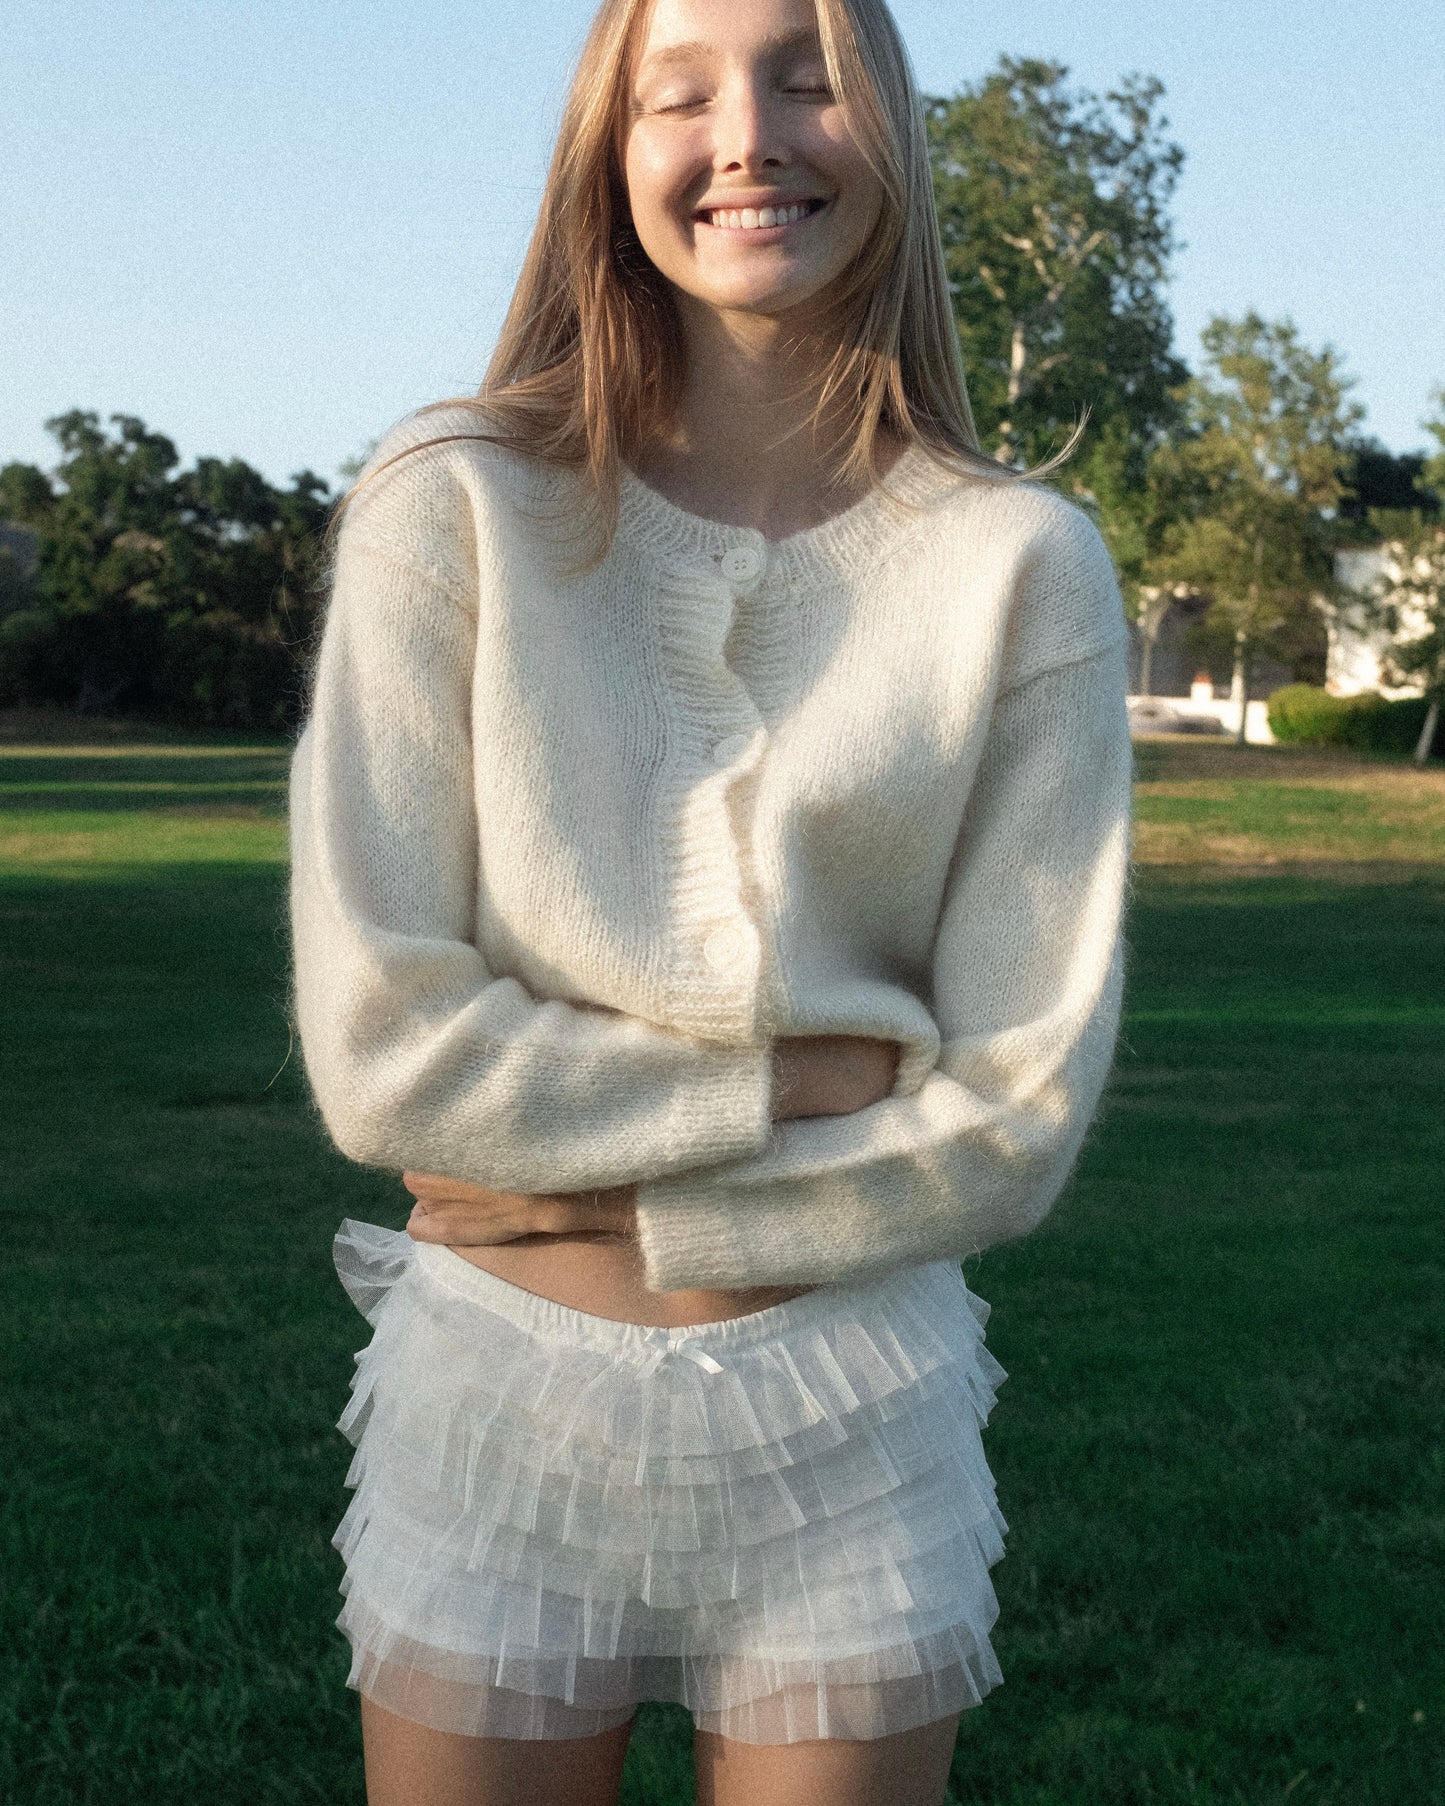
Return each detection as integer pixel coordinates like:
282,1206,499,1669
1232,632,1250,746
1007,322,1026,408
1136,589,1171,699
1414,694,1441,767
993,322,1029,467
1237,542,1264,747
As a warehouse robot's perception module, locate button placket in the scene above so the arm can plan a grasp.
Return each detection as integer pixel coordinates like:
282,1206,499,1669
652,541,772,1034
702,543,770,996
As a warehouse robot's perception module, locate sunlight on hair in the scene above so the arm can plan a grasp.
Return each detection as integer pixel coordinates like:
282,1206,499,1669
327,0,1083,563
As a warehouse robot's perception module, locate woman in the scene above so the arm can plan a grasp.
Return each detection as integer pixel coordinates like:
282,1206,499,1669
288,0,1132,1800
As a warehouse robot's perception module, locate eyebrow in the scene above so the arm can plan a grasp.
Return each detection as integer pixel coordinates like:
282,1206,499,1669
634,27,824,77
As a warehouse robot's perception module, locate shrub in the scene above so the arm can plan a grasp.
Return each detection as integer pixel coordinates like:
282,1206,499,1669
1267,684,1351,744
1267,684,1442,757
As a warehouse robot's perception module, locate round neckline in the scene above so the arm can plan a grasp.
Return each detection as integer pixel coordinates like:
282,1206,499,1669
617,441,964,588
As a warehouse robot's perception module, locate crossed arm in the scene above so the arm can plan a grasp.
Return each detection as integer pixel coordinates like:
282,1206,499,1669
298,489,1130,1288
401,1034,899,1255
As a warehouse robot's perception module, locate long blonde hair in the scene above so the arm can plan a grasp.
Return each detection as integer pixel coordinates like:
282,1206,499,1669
331,0,1066,550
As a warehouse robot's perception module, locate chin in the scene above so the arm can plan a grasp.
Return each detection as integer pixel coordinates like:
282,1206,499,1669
688,272,835,320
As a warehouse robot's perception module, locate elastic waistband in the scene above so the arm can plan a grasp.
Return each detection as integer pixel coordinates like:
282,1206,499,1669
411,1238,962,1366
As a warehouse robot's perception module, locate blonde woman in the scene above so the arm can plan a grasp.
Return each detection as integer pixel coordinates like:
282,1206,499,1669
288,0,1131,1800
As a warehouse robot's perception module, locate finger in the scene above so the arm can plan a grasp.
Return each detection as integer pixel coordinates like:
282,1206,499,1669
403,1170,481,1196
406,1204,514,1246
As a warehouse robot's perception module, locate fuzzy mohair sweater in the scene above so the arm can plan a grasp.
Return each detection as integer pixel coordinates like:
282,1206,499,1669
288,405,1132,1293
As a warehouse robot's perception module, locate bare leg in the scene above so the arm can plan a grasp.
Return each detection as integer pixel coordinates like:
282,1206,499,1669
694,1711,961,1806
360,1694,635,1806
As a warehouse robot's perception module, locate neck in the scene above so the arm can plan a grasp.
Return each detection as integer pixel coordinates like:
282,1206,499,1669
634,299,903,541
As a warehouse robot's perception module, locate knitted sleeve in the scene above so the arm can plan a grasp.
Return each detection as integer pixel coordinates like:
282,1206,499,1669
288,446,775,1195
631,621,1132,1292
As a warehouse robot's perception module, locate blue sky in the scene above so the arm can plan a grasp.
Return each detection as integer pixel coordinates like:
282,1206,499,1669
3,0,1442,489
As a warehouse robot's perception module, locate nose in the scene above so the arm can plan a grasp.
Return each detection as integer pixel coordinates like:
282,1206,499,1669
712,73,787,176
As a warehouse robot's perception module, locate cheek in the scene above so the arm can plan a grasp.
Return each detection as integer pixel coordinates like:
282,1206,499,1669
624,130,691,239
816,116,885,232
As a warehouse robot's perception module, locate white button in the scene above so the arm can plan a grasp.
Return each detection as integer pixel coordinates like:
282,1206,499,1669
703,923,748,971
720,544,763,585
710,733,750,767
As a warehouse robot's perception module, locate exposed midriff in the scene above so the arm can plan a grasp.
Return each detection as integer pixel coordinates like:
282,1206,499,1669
447,1232,817,1328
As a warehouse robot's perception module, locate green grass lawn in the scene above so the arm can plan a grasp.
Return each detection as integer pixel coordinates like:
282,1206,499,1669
1,735,1441,1805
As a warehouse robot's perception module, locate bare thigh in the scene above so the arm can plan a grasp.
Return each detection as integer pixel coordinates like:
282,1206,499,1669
359,1695,634,1806
694,1711,962,1806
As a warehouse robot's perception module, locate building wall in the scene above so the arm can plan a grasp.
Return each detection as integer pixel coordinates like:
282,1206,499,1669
1126,592,1296,700
1325,546,1424,699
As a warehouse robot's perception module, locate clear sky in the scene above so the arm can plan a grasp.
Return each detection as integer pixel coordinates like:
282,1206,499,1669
3,0,1442,490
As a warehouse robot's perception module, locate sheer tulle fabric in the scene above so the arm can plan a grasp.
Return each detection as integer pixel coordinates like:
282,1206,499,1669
330,1220,1010,1743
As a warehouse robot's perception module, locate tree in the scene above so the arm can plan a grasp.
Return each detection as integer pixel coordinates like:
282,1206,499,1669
1421,388,1445,507
1147,314,1364,741
0,412,332,727
1069,413,1205,696
926,58,1187,471
1338,437,1441,532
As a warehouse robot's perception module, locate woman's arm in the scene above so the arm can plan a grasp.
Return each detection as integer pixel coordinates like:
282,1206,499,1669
628,637,1133,1292
290,460,777,1196
398,1034,901,1248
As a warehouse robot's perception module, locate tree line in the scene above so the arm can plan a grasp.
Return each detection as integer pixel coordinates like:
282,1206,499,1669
2,55,1442,734
0,416,330,729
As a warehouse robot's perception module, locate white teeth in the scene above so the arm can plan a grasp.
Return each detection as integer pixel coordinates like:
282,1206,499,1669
703,200,815,230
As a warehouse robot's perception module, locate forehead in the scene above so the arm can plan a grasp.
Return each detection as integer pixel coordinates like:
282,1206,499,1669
633,0,823,65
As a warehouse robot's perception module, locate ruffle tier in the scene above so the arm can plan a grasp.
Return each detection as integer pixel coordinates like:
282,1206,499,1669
330,1219,1010,1743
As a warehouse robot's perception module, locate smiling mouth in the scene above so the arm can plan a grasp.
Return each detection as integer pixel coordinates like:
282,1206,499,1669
695,197,829,232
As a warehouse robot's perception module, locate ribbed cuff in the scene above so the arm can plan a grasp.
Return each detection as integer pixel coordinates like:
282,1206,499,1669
668,1040,776,1169
633,1175,769,1293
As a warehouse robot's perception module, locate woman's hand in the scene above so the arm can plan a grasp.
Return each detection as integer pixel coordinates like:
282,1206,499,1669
402,1172,638,1246
402,1036,898,1244
770,1035,901,1121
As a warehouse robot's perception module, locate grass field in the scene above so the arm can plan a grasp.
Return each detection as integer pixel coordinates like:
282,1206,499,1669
1,726,1441,1805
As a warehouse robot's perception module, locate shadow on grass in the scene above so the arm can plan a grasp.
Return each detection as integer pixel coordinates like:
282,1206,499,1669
0,749,292,816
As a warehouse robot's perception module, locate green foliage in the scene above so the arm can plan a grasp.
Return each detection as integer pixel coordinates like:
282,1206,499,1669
1338,438,1441,537
1147,314,1363,702
925,58,1187,470
0,412,332,728
0,460,55,525
1266,684,1356,744
1266,683,1443,756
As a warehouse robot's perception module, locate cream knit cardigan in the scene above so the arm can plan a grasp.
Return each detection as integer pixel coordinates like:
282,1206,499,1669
289,405,1132,1293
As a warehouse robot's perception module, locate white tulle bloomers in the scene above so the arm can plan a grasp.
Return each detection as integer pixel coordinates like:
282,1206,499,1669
330,1219,1011,1744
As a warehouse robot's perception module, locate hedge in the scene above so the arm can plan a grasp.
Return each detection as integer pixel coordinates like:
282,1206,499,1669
1266,684,1442,757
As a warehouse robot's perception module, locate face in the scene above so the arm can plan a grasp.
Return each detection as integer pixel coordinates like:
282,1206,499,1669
622,0,886,326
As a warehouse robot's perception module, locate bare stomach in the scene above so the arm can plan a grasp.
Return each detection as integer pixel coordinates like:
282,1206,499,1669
447,1233,816,1328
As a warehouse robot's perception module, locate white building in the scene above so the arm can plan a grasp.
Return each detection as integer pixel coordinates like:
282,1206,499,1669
1324,546,1427,700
